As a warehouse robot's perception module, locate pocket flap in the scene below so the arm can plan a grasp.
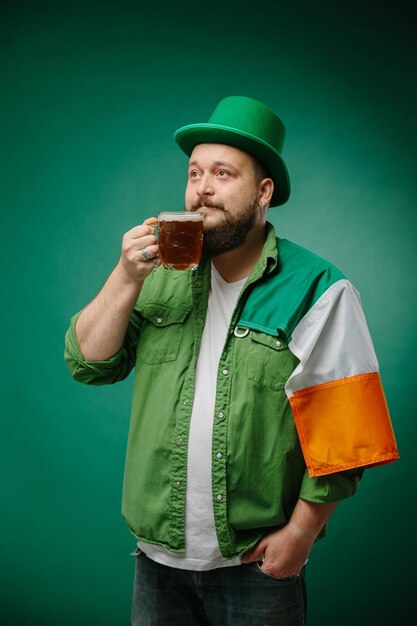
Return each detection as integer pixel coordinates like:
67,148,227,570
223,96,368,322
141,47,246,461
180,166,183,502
249,331,288,351
139,302,191,327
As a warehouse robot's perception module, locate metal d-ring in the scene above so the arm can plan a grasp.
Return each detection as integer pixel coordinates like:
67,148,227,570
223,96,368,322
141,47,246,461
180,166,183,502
233,326,250,338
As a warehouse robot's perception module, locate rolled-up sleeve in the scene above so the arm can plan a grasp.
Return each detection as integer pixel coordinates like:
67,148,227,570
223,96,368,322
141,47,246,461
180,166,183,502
64,309,143,386
298,467,364,503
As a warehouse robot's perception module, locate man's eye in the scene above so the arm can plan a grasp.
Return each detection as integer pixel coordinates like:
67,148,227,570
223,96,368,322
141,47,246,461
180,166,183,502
189,171,199,178
218,170,229,177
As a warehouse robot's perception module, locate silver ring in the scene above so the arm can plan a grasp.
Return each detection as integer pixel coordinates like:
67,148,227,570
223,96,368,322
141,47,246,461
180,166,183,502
140,248,150,261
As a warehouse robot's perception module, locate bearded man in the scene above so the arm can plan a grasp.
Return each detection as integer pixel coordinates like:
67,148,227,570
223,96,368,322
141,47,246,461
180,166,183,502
65,96,399,626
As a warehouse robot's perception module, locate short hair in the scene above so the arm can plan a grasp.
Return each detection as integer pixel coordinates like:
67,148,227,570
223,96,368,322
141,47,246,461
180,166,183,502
251,155,270,185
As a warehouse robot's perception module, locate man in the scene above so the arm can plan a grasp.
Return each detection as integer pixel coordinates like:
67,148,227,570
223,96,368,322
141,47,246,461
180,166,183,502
65,96,399,625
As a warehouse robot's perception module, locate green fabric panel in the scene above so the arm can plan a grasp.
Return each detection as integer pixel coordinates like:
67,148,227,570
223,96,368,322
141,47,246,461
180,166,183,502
237,238,345,340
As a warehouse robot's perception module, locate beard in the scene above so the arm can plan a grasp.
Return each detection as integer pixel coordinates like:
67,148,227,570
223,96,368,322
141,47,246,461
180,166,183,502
188,194,259,257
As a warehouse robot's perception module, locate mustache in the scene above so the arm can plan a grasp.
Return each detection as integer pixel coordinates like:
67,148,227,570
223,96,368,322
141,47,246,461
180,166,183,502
190,198,224,211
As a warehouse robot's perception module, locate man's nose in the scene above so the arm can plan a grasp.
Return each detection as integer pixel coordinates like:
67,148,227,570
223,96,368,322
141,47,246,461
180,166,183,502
197,174,215,196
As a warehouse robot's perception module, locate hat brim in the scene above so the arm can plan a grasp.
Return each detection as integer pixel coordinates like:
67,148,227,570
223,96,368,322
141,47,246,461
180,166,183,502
174,123,290,207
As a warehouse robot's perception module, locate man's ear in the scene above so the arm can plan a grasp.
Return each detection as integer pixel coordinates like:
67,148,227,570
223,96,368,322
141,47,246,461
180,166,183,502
259,178,274,207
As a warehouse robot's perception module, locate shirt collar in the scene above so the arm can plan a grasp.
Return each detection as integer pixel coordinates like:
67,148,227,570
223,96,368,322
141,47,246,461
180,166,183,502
246,222,279,283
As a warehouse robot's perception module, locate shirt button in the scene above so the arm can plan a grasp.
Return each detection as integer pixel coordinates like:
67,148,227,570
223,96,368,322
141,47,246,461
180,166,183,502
177,437,183,445
275,340,281,347
216,494,223,501
218,411,224,419
216,452,222,459
156,317,163,324
183,399,189,406
222,369,229,376
198,318,203,324
175,481,182,488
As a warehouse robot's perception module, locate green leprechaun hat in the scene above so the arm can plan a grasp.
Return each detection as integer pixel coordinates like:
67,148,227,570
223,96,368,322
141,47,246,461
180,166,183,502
174,95,290,207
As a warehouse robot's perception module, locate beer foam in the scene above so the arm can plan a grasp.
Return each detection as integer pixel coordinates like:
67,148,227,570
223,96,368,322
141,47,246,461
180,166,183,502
158,211,203,221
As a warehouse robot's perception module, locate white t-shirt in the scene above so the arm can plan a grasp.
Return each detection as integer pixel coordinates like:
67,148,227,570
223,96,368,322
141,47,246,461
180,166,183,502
139,263,247,570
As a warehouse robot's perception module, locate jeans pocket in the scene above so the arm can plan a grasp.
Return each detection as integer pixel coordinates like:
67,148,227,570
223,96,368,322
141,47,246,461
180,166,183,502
255,561,299,584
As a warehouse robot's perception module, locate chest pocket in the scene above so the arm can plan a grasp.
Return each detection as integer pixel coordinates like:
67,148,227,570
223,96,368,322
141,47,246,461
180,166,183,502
247,331,298,391
136,303,191,365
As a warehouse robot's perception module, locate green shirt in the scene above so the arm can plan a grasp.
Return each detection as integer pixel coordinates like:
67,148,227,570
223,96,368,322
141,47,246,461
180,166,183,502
65,223,360,559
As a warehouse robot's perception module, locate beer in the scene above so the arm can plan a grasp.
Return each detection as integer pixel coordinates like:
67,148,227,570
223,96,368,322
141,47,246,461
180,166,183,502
157,212,204,270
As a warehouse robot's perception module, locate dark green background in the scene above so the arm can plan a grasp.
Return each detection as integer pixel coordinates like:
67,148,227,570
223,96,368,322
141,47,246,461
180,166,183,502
1,1,415,624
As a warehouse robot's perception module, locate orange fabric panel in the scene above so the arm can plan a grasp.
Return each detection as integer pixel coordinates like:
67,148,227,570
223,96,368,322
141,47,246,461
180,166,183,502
289,372,399,477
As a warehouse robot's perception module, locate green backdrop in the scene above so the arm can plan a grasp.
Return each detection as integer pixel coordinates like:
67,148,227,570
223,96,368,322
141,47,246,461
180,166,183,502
1,1,415,624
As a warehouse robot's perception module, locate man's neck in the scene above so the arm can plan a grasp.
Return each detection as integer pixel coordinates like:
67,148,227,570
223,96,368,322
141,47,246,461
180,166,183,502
211,222,267,283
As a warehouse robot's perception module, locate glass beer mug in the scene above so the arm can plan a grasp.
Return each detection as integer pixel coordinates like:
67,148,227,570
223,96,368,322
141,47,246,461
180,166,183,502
157,211,204,271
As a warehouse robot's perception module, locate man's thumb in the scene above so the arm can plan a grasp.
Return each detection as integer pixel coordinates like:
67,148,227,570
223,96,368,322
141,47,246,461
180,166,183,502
241,541,265,563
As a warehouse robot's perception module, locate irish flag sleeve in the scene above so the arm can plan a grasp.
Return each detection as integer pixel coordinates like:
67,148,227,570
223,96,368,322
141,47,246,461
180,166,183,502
285,279,399,477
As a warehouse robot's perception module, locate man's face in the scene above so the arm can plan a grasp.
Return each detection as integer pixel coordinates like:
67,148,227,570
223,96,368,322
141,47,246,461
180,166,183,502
185,143,261,256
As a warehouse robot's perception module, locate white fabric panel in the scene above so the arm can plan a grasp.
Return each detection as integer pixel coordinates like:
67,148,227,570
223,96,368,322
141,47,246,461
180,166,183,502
286,279,379,396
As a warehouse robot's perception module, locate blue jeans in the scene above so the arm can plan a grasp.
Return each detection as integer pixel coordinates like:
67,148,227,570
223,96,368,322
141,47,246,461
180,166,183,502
131,551,307,626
